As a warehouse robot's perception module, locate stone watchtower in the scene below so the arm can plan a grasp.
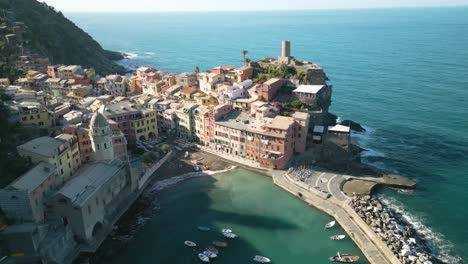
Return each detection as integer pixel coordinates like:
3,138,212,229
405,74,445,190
279,40,293,64
90,110,115,161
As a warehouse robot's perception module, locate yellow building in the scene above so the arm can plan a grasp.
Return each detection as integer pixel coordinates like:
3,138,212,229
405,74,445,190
18,107,51,128
129,109,158,141
194,92,218,106
17,135,81,183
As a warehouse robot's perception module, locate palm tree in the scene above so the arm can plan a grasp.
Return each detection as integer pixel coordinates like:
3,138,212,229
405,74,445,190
194,66,200,74
241,50,248,66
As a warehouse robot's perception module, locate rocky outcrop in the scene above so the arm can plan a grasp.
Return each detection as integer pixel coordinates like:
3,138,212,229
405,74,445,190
340,120,366,132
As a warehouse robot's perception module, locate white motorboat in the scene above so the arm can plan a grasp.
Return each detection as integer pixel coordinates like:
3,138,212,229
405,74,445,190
184,240,197,247
222,228,232,233
325,220,336,229
329,252,360,263
198,253,210,262
330,235,346,240
253,255,271,263
202,250,217,258
222,232,238,238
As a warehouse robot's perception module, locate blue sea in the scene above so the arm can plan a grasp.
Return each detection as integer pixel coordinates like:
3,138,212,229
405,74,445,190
68,8,468,263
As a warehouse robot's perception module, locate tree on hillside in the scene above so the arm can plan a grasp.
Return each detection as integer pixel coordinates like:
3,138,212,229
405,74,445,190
161,144,170,153
242,50,248,66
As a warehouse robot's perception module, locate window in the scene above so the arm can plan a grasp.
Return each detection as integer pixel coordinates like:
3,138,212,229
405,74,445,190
104,143,107,149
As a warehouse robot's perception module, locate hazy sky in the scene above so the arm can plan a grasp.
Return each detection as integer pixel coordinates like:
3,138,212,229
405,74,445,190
40,0,468,12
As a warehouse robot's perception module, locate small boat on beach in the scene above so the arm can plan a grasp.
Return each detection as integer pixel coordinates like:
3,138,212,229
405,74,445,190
206,246,219,254
222,232,238,238
329,252,360,263
198,226,210,231
184,240,197,247
202,164,209,170
202,250,217,258
222,228,232,233
198,253,210,262
330,235,346,240
325,220,336,229
253,255,271,263
212,241,228,247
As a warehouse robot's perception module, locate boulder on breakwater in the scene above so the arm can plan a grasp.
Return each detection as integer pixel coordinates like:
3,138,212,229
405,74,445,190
350,195,443,264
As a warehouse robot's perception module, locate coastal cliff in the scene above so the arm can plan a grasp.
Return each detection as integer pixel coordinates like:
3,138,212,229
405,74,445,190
0,0,126,75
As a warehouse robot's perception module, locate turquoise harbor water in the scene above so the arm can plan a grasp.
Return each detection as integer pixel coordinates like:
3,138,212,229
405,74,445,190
68,8,468,263
110,169,366,264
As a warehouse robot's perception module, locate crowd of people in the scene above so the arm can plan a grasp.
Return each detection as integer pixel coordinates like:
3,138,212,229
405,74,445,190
287,165,314,182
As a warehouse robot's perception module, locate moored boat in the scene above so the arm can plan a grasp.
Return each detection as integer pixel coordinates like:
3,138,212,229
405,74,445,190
329,252,360,263
253,255,271,263
198,253,210,262
184,240,197,247
330,235,346,240
202,250,217,258
212,241,228,247
222,228,232,233
325,220,336,229
198,226,210,231
206,246,219,254
222,232,238,238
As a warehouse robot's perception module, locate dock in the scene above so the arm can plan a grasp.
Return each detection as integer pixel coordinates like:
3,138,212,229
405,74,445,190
343,174,416,196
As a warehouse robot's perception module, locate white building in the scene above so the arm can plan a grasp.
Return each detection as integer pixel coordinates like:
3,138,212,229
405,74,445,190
198,72,224,94
104,75,128,95
221,85,248,100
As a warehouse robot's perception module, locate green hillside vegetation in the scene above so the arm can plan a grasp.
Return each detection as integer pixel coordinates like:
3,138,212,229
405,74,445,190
0,0,126,75
0,92,32,188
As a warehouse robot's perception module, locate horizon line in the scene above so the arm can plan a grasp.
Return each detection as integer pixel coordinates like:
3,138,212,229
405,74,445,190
61,5,468,14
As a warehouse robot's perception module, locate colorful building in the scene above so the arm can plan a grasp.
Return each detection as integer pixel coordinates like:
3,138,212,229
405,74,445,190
129,109,158,141
256,78,286,102
17,135,81,183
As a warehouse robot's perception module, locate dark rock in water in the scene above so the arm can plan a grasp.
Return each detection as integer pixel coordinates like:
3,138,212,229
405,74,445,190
340,120,366,132
325,112,338,126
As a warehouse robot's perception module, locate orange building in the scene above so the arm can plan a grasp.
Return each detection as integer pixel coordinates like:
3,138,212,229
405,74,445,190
63,125,94,163
129,76,143,94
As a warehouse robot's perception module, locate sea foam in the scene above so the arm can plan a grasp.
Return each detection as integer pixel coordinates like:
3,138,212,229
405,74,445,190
379,196,463,264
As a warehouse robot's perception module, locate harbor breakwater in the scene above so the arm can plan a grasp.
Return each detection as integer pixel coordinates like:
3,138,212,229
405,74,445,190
350,195,444,264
